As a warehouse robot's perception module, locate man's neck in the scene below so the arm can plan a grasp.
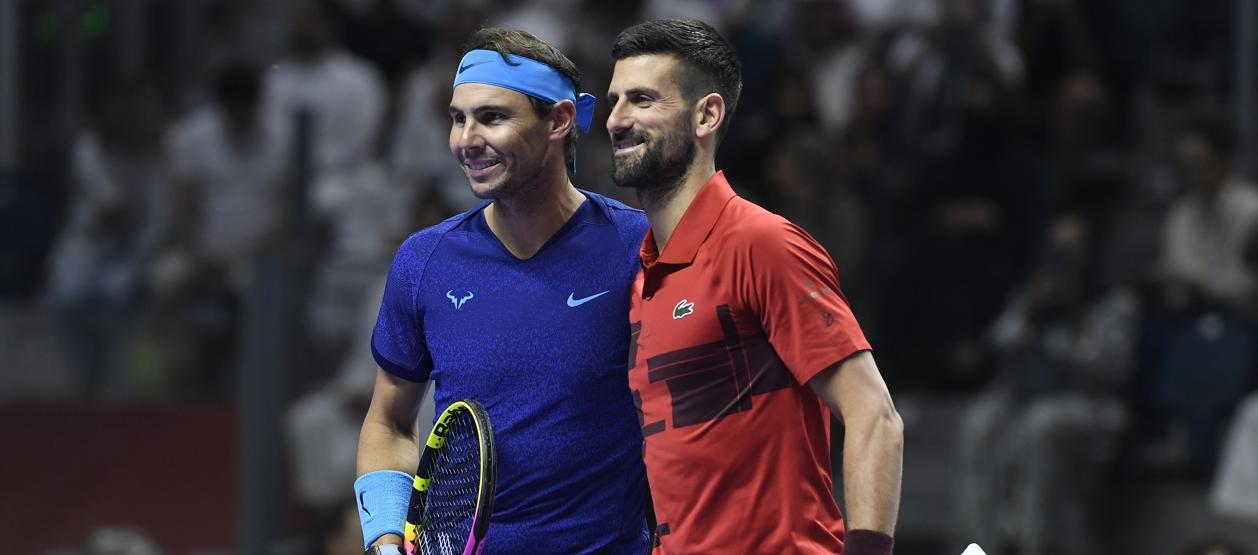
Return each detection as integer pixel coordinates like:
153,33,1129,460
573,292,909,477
485,167,586,260
641,159,716,252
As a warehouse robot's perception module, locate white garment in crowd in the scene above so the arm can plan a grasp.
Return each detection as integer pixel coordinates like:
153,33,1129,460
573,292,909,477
1161,176,1258,308
48,133,164,303
285,275,436,509
166,104,291,266
1212,393,1258,524
306,159,416,345
487,0,577,51
266,49,386,175
810,42,871,135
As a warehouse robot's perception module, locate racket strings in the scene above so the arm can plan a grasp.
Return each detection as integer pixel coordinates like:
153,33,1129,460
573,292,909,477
418,410,482,555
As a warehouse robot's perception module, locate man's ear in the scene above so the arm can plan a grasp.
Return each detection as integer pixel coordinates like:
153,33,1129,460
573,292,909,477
693,93,726,141
550,99,577,141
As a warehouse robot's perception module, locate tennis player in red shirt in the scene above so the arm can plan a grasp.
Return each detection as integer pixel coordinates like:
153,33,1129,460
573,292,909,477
606,19,904,555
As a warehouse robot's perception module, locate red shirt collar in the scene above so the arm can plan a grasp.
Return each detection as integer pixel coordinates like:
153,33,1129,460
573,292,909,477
640,171,737,267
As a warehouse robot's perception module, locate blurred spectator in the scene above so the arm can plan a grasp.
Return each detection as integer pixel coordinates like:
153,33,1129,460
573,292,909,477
263,0,394,383
286,272,431,511
163,62,291,293
46,78,167,396
1032,69,1142,292
755,64,873,315
896,57,1042,384
958,214,1138,555
302,2,484,371
327,0,433,174
147,62,292,396
1043,71,1127,219
793,0,870,136
886,0,1024,157
767,134,872,312
1014,0,1102,131
267,0,386,177
305,157,417,368
1212,392,1258,525
332,0,432,87
844,0,1020,37
643,0,733,29
284,333,375,512
389,4,484,211
286,190,449,510
841,60,920,340
1138,117,1258,477
488,0,575,52
1158,113,1258,313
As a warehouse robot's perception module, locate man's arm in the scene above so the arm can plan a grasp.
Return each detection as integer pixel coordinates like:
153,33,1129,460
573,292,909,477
357,368,428,547
808,350,903,535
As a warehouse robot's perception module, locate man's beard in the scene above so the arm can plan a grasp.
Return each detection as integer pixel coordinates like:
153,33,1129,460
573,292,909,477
611,118,695,207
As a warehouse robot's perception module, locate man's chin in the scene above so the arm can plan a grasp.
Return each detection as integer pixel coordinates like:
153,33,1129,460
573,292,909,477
610,172,642,190
467,178,504,200
611,161,646,189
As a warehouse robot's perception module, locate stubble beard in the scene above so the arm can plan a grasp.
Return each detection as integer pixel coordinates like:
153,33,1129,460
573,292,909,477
611,118,695,210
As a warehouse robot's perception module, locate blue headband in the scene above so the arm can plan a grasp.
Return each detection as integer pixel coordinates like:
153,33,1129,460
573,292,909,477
452,49,596,133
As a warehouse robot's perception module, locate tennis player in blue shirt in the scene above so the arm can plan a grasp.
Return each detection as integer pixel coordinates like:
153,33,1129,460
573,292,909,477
353,28,650,555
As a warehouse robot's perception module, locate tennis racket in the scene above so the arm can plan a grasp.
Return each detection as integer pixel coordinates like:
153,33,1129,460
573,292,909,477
404,399,496,555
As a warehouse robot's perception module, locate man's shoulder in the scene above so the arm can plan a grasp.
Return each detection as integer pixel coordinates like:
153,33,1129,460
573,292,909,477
700,196,835,280
713,196,802,249
593,191,641,211
583,190,649,235
393,206,484,265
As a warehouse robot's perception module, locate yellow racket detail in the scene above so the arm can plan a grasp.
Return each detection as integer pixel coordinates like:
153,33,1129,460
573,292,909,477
404,400,496,555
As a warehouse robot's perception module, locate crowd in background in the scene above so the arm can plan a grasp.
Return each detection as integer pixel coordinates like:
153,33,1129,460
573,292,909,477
4,0,1258,553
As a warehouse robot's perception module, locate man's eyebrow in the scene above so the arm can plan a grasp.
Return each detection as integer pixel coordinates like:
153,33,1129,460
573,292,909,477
608,87,662,103
624,87,662,98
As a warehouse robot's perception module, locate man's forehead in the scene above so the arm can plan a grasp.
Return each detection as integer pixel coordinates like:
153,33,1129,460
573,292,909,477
450,83,532,109
610,54,680,88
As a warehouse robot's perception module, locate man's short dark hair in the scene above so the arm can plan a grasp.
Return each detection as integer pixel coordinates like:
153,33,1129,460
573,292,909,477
612,19,743,142
462,28,581,171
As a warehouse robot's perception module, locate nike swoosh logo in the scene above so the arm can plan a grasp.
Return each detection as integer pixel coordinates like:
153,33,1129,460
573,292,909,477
459,60,491,74
359,491,370,515
567,290,610,307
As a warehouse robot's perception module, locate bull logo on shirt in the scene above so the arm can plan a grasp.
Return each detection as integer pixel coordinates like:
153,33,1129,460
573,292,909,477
447,290,474,310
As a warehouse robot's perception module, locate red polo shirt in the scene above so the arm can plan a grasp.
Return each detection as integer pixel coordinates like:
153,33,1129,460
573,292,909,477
629,171,871,554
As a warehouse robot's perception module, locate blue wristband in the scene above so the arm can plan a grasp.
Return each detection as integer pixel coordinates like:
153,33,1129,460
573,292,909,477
354,470,414,548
